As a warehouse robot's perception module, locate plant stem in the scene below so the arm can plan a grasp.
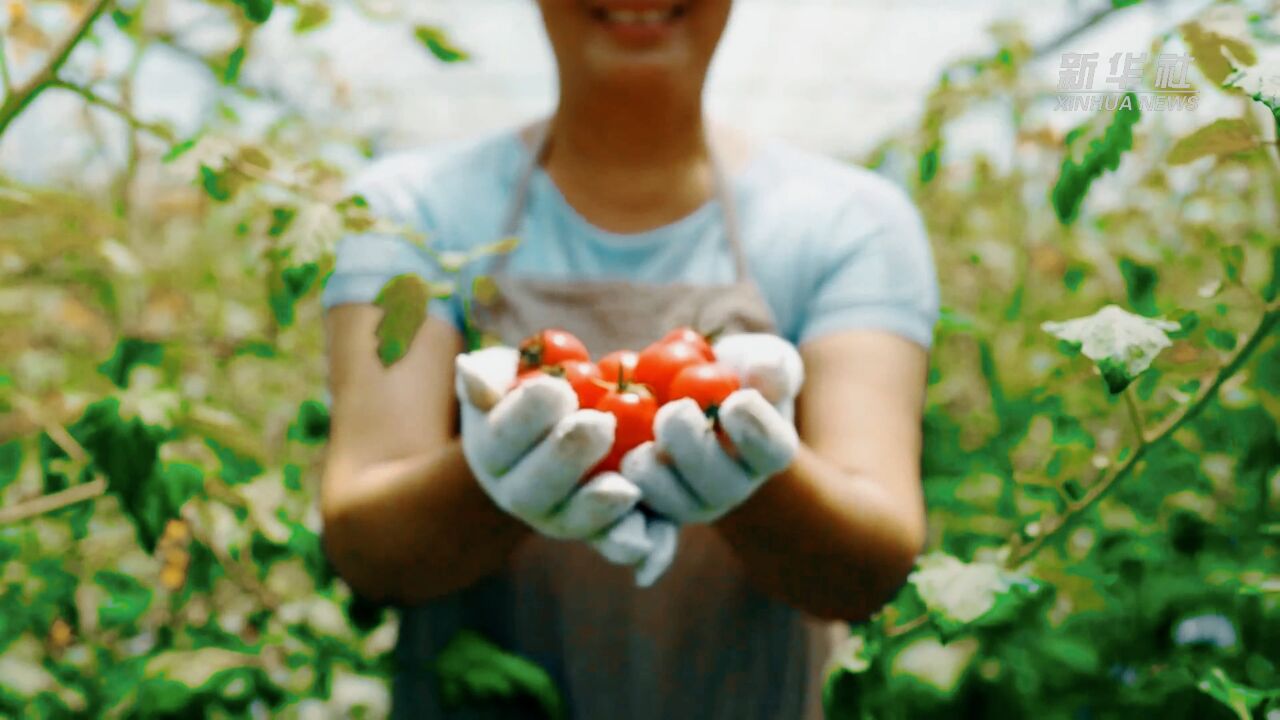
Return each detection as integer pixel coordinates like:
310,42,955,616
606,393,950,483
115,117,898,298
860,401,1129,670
0,478,106,524
0,34,12,96
0,0,114,138
47,80,176,142
1122,387,1146,447
1009,306,1280,567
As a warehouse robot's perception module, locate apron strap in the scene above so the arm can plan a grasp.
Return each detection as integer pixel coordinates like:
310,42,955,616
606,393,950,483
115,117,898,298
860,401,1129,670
493,119,749,283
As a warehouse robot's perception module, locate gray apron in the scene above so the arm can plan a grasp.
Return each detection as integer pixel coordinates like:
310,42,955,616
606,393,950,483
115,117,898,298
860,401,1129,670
394,122,841,719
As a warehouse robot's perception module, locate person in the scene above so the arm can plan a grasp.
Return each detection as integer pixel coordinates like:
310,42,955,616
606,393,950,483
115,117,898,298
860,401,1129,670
319,1,939,717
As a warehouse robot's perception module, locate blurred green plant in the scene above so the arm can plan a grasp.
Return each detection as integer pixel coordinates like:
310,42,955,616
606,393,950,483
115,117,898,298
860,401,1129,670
1,0,1279,718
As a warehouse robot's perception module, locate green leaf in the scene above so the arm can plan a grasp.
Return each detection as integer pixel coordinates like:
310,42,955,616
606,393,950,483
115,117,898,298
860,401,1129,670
920,144,940,184
374,274,432,366
139,648,273,714
93,570,153,631
205,438,261,486
287,399,330,444
0,440,21,494
97,337,164,388
293,0,330,32
48,399,186,550
268,261,320,327
1119,257,1159,316
231,0,274,24
1167,118,1261,164
222,46,246,84
1196,667,1279,720
414,25,469,62
1206,327,1238,351
1264,245,1280,302
435,630,565,720
1051,93,1141,224
162,136,200,163
199,164,233,202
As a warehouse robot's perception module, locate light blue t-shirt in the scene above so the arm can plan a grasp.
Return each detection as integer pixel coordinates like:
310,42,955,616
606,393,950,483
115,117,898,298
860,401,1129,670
322,127,939,349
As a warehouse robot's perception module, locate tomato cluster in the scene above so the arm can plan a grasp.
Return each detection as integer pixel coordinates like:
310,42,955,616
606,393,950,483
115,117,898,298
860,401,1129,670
514,327,741,475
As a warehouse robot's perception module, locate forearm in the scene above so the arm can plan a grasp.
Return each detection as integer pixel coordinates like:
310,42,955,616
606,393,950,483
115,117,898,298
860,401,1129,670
713,444,925,621
321,441,531,605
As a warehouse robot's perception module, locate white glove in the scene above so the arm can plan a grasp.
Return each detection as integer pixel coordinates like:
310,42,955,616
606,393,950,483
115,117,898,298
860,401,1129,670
622,333,803,524
709,332,805,422
455,347,652,564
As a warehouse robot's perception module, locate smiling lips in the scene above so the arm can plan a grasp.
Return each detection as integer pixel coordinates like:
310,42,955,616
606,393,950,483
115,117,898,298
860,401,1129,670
590,2,689,27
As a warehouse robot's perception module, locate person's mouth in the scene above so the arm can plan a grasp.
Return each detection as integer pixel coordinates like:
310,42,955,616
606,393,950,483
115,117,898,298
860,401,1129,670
589,2,690,42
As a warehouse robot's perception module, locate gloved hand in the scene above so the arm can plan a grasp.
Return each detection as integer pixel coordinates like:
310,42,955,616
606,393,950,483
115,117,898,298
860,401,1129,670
622,333,803,525
456,347,653,564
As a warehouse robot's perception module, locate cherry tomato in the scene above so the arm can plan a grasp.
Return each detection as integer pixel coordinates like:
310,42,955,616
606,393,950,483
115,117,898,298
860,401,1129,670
597,349,639,386
633,340,708,404
661,326,715,362
518,328,590,373
590,387,657,476
509,368,546,390
557,360,607,409
668,362,740,412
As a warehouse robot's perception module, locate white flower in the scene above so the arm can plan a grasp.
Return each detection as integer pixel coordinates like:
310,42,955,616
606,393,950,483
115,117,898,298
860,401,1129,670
909,553,1027,625
1041,304,1180,393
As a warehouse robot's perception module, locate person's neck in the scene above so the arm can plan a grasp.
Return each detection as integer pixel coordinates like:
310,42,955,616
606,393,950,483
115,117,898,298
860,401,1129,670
535,85,717,234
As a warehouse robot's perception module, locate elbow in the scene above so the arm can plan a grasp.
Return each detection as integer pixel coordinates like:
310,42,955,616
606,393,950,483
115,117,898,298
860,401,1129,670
813,518,926,624
319,466,411,605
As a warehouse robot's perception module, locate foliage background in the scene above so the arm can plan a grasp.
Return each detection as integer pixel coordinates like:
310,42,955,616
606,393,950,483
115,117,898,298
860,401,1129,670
1,0,1278,717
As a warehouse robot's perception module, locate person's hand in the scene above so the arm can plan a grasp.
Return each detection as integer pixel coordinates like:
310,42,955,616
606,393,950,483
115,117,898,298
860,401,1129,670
622,333,803,524
455,347,653,564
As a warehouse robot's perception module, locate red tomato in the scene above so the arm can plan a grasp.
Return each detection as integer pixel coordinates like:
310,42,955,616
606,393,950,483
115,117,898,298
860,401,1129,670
509,368,546,390
661,326,715,362
597,350,639,385
590,387,657,476
518,328,590,372
557,360,607,409
668,363,740,412
633,340,708,404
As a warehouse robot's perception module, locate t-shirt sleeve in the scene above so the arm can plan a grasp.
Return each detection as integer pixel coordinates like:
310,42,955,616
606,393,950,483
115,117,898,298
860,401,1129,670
320,157,460,330
796,180,940,349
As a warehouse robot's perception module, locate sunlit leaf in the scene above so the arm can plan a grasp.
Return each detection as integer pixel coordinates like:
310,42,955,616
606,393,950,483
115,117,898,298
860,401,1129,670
1051,93,1140,224
1180,21,1257,85
372,274,450,366
1042,305,1179,393
1167,118,1261,164
435,630,565,720
907,553,1039,637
